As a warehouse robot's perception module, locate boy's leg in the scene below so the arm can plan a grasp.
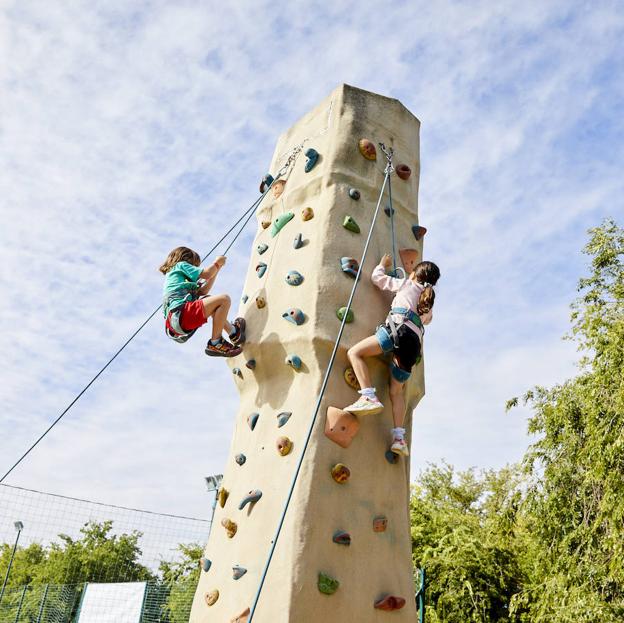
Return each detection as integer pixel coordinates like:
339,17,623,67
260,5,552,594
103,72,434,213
200,294,232,340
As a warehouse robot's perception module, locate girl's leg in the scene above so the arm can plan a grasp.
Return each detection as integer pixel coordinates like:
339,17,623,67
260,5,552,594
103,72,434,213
201,294,231,340
347,336,383,390
388,377,406,428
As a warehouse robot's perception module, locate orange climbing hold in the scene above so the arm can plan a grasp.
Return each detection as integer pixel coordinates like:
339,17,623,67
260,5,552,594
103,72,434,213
374,595,406,611
276,436,293,456
221,518,237,538
230,607,250,623
205,589,219,606
331,463,351,484
272,179,286,199
343,367,361,391
399,248,420,274
324,407,360,449
218,487,229,508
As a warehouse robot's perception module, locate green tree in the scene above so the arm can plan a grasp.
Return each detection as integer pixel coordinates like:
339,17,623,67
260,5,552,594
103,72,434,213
507,219,624,622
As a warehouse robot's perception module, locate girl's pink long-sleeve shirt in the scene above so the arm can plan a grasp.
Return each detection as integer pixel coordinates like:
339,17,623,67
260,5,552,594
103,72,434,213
371,263,432,337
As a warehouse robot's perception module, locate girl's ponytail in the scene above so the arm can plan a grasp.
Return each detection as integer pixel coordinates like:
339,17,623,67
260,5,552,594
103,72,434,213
413,261,441,315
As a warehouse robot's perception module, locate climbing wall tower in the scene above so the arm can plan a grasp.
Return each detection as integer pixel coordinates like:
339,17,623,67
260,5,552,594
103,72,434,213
190,84,425,623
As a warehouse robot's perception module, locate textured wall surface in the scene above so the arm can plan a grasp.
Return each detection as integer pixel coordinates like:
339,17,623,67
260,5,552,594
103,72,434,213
190,84,424,623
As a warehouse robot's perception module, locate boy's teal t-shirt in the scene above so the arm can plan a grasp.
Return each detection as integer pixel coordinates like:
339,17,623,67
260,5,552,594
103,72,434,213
163,261,203,316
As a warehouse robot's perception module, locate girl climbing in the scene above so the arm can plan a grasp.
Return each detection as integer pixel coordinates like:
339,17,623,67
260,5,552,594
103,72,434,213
159,246,246,357
343,254,440,456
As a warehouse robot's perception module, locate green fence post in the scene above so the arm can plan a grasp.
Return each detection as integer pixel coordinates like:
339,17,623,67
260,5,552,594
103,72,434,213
13,585,27,622
35,584,49,623
418,568,426,623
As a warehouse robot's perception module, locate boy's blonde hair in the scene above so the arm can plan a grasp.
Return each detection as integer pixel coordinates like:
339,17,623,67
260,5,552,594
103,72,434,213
159,246,201,274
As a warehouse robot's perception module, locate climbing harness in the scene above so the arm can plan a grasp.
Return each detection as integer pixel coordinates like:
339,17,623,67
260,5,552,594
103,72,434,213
0,177,278,484
248,143,395,622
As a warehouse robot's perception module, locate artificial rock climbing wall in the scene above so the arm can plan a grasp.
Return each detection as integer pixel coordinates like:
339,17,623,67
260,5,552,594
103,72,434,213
190,84,425,623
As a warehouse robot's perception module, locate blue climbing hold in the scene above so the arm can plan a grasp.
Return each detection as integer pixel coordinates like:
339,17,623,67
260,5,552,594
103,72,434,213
349,188,360,200
412,225,427,240
285,271,304,286
238,489,262,511
241,294,248,303
340,257,359,278
293,233,303,249
256,263,267,278
277,412,292,428
385,450,399,464
235,453,246,466
384,204,395,217
201,557,212,572
271,212,294,237
259,173,274,193
246,359,256,370
285,354,302,370
257,243,269,255
247,413,259,430
233,368,243,378
304,148,319,172
232,565,248,580
282,308,305,326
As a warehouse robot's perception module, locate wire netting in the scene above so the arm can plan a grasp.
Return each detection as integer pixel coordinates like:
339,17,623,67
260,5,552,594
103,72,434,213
0,484,211,622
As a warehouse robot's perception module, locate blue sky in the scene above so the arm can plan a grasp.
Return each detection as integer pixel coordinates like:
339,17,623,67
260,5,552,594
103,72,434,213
1,1,622,519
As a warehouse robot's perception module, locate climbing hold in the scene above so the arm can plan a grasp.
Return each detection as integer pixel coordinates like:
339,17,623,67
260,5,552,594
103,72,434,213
241,294,248,304
318,572,340,595
218,487,229,508
221,518,237,538
230,608,250,623
276,436,293,456
232,565,248,580
373,516,388,532
256,262,267,278
247,412,259,430
257,243,268,255
271,212,294,237
293,233,303,249
261,221,271,230
358,138,377,160
324,407,360,449
332,530,351,546
255,296,266,309
285,270,304,286
205,590,219,607
285,354,302,370
331,463,351,484
277,411,292,428
259,173,274,193
336,307,354,323
399,248,420,274
272,179,286,199
374,595,406,611
343,215,360,234
348,188,360,200
200,557,212,572
304,148,319,172
246,359,256,370
238,489,262,511
340,257,359,278
282,308,305,326
343,368,361,391
235,453,246,466
411,225,427,240
302,207,314,221
384,204,395,217
396,164,411,180
233,368,243,378
385,450,399,464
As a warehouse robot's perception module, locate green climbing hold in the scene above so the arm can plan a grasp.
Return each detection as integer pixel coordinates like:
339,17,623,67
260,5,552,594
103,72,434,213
318,572,340,595
271,212,294,237
343,215,360,234
336,307,354,323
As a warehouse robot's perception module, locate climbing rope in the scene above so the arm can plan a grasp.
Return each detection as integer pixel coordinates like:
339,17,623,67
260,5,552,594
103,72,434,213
0,178,282,485
248,145,395,621
379,142,400,278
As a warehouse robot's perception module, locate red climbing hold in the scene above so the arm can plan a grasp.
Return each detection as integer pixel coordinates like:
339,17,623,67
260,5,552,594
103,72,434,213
324,407,360,449
396,164,412,180
374,595,406,611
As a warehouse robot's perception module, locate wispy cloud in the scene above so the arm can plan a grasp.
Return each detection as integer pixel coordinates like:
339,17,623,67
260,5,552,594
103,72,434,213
0,0,622,516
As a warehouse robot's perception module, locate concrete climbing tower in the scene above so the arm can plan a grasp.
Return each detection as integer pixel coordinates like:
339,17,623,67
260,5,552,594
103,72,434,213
190,84,425,623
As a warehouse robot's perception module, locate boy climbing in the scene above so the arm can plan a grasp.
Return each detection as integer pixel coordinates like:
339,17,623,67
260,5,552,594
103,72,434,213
159,246,246,357
343,254,440,456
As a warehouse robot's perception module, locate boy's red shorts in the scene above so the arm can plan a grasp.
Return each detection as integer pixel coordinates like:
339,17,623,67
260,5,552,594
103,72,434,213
178,300,207,331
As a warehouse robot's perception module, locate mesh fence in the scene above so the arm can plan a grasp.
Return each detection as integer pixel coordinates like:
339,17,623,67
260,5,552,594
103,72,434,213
0,484,211,622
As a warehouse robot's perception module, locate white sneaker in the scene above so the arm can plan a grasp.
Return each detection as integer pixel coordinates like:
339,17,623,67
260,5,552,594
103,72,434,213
390,437,409,457
344,396,384,416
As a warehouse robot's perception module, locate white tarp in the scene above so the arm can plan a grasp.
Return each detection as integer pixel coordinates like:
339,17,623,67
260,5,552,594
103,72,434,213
77,582,147,623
